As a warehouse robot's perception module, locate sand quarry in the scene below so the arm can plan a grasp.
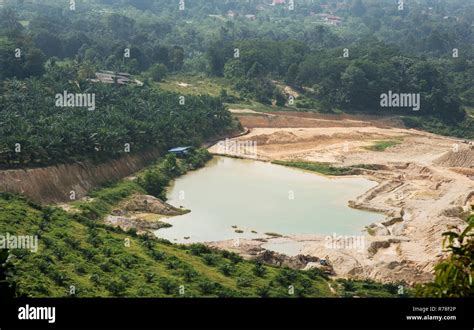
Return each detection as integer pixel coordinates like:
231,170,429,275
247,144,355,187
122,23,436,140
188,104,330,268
208,111,474,284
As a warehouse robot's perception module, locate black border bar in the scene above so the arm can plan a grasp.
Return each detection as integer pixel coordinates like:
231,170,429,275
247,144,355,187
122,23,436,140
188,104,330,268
0,298,472,329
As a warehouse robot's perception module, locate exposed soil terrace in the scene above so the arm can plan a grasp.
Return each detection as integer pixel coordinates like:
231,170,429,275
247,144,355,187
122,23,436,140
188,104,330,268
208,112,474,284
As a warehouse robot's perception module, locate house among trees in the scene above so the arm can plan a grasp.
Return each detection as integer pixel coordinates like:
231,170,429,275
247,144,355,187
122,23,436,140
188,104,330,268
90,70,143,86
272,0,286,5
227,10,237,19
327,15,343,26
315,13,344,26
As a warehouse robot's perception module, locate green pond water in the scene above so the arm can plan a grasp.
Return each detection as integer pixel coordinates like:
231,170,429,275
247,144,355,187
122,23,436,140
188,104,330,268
155,156,383,244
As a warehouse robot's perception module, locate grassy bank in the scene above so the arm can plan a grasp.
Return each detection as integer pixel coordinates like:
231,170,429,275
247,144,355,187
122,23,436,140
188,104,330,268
363,140,402,152
156,74,240,98
272,161,355,176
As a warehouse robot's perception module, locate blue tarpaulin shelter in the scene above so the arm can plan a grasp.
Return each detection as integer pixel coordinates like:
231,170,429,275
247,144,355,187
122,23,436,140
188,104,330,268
168,146,193,157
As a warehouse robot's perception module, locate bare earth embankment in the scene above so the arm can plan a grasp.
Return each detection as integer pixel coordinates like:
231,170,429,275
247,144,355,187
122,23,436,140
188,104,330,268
208,112,474,284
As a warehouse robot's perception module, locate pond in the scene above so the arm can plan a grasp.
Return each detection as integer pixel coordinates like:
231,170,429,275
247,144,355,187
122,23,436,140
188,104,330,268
155,156,383,244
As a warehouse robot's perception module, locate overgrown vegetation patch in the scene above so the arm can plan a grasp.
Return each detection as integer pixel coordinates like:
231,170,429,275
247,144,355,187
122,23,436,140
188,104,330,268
363,140,402,152
272,161,354,176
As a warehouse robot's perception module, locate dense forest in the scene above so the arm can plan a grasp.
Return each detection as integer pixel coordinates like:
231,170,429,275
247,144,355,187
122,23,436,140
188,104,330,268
1,0,473,168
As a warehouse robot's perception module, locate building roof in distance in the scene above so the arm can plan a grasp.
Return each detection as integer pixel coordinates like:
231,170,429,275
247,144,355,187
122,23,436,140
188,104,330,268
168,146,193,153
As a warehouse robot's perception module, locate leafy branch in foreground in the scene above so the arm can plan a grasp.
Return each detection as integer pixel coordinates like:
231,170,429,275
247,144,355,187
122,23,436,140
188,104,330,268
417,215,473,297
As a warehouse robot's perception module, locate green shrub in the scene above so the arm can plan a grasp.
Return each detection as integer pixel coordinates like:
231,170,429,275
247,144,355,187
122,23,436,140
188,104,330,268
272,160,353,176
219,263,235,277
417,216,474,297
150,250,166,261
148,63,168,82
215,286,237,298
256,285,271,298
236,275,253,288
275,268,298,285
90,273,101,285
158,277,177,295
202,254,219,266
188,244,212,256
49,270,68,286
341,280,356,292
137,170,169,199
100,262,112,272
306,267,329,280
145,272,155,283
106,280,126,296
181,267,198,281
120,255,139,269
197,280,216,295
253,262,267,277
74,264,87,275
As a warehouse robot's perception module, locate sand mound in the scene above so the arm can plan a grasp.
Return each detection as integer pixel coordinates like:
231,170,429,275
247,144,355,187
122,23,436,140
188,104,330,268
122,194,186,216
245,131,302,145
434,149,474,168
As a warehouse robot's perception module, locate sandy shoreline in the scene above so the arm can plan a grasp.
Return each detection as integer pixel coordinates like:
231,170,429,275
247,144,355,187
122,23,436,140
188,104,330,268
207,112,474,284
